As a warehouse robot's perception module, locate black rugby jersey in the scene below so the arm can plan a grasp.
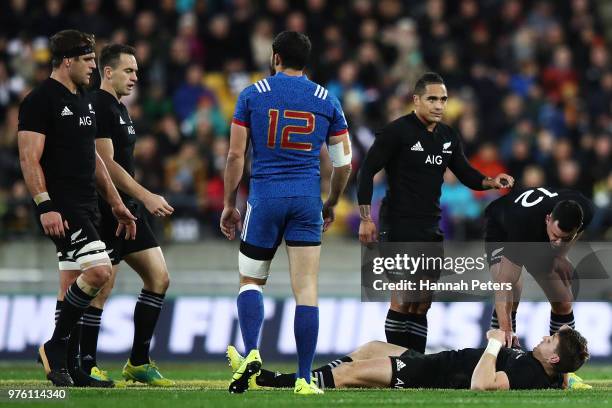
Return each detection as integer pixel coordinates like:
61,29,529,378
487,187,594,243
18,78,97,208
413,347,563,389
92,88,137,206
357,112,485,222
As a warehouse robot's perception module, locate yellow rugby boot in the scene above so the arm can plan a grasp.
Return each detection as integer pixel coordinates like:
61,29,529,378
122,359,175,387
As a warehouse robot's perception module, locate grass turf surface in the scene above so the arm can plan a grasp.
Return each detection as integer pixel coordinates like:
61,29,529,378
0,361,610,407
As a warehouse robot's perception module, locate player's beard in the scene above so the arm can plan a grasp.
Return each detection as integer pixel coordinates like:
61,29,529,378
269,63,276,76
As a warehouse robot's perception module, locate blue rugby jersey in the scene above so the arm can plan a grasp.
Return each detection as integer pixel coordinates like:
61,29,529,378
233,72,348,198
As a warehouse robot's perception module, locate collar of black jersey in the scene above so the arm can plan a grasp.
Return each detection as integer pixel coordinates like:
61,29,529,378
408,111,439,134
48,77,86,96
98,88,121,105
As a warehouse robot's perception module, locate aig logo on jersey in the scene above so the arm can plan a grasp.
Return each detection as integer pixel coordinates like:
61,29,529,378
79,116,93,126
120,116,136,134
426,155,442,165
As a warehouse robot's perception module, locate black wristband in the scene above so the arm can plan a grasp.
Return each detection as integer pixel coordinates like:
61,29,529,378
37,199,56,215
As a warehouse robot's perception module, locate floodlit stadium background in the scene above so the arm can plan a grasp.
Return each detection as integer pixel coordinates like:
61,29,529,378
0,0,610,362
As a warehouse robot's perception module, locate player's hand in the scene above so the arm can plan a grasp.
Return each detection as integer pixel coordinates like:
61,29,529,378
322,201,335,232
40,211,69,238
359,219,378,244
552,255,574,287
112,204,137,240
497,329,520,348
220,206,241,240
143,193,174,217
486,173,515,189
485,328,506,344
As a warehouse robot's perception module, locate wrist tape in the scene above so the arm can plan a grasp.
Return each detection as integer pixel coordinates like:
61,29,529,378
485,338,503,357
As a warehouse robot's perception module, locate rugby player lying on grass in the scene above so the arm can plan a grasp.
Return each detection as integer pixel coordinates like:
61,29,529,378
227,325,588,391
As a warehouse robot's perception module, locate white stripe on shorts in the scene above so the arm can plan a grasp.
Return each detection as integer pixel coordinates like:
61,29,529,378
241,202,252,241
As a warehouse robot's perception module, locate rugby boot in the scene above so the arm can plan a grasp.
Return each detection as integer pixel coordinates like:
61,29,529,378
226,345,260,390
229,349,262,393
122,359,175,387
294,377,324,395
37,341,74,387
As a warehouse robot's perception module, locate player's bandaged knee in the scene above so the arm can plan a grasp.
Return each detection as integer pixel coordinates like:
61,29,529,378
485,338,503,357
76,274,101,297
328,138,352,167
239,252,271,280
75,240,111,271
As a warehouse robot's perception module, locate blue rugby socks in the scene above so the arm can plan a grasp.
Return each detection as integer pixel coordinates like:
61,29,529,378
294,305,319,382
237,284,264,354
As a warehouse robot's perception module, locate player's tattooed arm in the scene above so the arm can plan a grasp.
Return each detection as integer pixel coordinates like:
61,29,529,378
358,205,378,243
359,205,372,221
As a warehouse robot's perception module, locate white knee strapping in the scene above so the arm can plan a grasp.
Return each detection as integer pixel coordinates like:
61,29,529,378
75,240,111,270
239,252,271,280
239,283,263,294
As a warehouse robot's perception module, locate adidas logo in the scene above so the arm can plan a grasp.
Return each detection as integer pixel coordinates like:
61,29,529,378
119,116,126,125
396,359,406,371
82,354,94,361
61,106,73,116
411,141,424,151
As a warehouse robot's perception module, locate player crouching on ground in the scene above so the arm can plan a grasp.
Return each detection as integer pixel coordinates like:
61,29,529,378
227,325,589,391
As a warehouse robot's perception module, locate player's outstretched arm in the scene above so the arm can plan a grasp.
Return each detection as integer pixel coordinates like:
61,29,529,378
18,130,68,238
448,137,514,190
470,329,510,391
491,257,523,347
220,122,248,239
94,151,137,239
323,132,352,231
95,138,174,217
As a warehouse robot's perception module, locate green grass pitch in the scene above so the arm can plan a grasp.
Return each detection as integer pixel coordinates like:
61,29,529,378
0,361,610,407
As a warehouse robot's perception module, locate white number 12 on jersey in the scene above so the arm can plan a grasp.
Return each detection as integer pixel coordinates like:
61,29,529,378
514,187,559,207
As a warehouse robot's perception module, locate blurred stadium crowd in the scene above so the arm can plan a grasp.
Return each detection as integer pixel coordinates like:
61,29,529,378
0,0,610,241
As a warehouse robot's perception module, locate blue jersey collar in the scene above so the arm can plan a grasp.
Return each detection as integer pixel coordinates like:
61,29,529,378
275,72,308,80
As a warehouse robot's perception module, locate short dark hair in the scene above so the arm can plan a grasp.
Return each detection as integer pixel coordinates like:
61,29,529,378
272,31,311,70
50,30,95,68
553,328,589,373
99,44,136,74
414,72,445,95
551,200,583,233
